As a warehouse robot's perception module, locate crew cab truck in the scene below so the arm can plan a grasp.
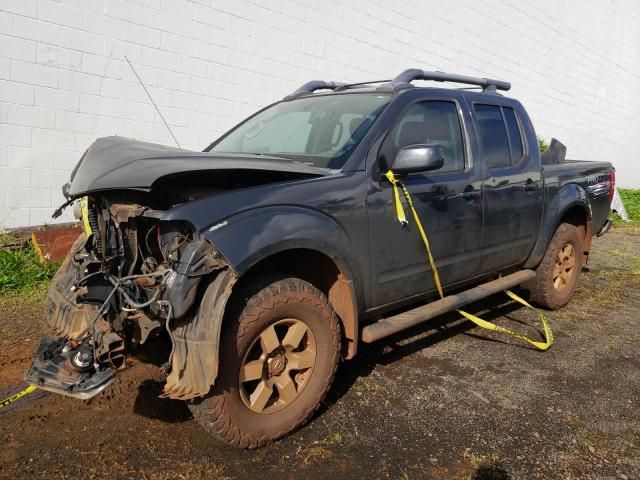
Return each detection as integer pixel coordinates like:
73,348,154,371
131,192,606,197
26,69,614,448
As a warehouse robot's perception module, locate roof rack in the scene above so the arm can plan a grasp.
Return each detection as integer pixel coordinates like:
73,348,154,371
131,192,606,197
284,69,511,100
390,68,511,92
284,81,346,100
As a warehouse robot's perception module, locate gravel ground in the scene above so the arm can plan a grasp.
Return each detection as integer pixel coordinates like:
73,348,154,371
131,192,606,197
0,226,638,480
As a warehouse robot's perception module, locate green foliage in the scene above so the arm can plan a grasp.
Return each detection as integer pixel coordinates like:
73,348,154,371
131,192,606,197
0,237,59,292
538,137,549,154
618,188,640,222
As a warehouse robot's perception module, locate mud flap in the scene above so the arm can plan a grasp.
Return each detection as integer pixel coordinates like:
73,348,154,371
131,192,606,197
24,338,116,400
162,268,237,400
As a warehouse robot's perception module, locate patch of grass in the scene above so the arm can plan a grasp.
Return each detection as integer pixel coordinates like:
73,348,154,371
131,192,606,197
538,137,549,154
576,430,609,458
154,462,231,480
327,430,345,445
0,282,50,348
297,444,333,464
464,450,498,470
619,188,640,220
352,376,385,394
565,413,582,428
614,188,640,226
0,235,59,292
604,248,640,275
294,430,347,466
575,271,627,310
463,449,508,480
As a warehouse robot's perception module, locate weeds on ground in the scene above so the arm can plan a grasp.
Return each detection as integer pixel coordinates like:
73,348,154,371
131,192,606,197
399,468,411,480
463,449,508,480
0,233,59,292
294,430,348,465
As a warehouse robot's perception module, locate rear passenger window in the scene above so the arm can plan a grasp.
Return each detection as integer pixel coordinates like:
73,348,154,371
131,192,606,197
474,104,510,168
386,100,465,172
474,104,526,168
503,107,524,163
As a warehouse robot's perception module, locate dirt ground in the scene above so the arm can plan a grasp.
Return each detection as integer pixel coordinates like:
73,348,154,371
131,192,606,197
1,226,639,480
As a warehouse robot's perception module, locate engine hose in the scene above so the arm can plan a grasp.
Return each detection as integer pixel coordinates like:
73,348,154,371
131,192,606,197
159,301,175,373
85,270,172,368
87,282,121,369
107,270,172,309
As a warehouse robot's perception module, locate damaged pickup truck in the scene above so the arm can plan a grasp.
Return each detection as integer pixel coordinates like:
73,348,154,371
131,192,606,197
26,69,614,448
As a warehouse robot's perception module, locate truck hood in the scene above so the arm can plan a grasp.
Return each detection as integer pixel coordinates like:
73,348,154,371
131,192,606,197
68,136,329,197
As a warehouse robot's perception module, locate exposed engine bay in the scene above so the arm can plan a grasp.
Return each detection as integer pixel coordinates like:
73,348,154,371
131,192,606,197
25,193,229,400
24,136,329,401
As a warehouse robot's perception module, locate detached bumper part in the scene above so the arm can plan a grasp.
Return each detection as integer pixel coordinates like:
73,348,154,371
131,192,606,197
596,218,612,237
25,338,115,400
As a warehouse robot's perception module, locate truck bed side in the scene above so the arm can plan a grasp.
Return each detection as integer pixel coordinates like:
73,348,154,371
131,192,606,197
545,160,613,232
525,160,613,269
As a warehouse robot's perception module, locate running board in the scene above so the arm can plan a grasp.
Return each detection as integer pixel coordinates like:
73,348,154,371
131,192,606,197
361,269,536,343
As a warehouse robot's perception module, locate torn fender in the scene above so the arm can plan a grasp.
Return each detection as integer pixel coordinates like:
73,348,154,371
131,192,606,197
162,267,237,400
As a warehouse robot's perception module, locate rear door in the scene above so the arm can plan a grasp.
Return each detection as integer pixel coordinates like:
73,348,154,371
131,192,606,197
366,93,484,309
471,101,542,271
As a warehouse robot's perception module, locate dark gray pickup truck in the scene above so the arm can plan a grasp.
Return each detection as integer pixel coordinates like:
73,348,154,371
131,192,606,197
26,69,614,448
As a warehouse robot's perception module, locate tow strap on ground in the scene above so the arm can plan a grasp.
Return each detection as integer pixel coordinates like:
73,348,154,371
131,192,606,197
385,170,553,351
0,385,37,409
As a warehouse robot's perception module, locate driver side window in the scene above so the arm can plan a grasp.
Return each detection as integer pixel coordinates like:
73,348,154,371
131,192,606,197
382,100,466,172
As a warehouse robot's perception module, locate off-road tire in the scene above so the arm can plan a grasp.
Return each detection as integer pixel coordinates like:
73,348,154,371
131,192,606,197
524,223,584,310
189,277,341,449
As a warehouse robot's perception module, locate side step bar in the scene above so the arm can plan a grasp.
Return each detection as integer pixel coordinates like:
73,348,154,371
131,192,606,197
361,269,536,343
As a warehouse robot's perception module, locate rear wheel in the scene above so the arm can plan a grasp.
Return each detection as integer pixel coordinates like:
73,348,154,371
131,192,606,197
524,223,584,309
189,277,341,448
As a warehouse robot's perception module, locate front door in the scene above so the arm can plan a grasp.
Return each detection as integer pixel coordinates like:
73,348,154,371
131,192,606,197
367,97,484,309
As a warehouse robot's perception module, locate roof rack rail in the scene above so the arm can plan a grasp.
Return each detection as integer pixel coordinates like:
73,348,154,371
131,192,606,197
284,81,346,100
391,68,511,92
334,79,392,91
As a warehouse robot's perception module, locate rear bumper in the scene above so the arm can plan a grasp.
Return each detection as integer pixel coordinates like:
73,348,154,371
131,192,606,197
596,218,613,237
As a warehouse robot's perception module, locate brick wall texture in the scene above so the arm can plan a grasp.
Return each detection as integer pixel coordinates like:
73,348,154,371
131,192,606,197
1,0,639,227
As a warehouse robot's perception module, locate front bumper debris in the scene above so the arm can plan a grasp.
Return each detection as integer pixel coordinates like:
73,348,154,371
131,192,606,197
24,338,115,400
596,218,613,237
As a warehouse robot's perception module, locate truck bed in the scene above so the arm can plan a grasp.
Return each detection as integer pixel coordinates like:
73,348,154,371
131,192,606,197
543,159,613,234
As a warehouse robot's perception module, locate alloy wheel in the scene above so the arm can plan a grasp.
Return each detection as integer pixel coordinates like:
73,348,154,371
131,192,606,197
238,319,316,413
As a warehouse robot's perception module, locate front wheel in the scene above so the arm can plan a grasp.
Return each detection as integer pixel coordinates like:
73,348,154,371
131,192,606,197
189,277,341,448
524,222,584,310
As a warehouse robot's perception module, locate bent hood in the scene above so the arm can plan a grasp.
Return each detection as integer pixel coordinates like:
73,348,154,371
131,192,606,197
68,136,329,197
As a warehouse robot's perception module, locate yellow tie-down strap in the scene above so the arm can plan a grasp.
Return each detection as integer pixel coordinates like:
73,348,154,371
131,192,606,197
80,196,93,236
0,385,37,410
385,170,553,351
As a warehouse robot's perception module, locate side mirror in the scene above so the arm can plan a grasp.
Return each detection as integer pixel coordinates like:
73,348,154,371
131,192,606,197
391,144,444,175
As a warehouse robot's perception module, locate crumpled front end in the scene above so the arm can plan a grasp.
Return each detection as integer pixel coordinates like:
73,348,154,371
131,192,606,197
26,193,235,400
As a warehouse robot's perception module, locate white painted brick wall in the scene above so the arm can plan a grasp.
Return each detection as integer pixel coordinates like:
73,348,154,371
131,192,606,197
0,0,639,228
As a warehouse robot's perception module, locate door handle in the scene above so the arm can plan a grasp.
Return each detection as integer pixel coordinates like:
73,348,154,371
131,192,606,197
460,191,481,200
453,186,480,202
523,179,539,192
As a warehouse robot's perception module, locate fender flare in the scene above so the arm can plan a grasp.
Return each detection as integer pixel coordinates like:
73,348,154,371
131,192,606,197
524,183,592,269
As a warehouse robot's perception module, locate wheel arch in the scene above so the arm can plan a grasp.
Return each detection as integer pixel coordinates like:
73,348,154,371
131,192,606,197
524,183,592,269
229,247,359,359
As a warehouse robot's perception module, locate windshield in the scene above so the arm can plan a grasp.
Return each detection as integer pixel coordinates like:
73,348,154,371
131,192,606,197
208,93,390,169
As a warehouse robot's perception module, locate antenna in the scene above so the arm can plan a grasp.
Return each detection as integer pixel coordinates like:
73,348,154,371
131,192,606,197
124,55,181,148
